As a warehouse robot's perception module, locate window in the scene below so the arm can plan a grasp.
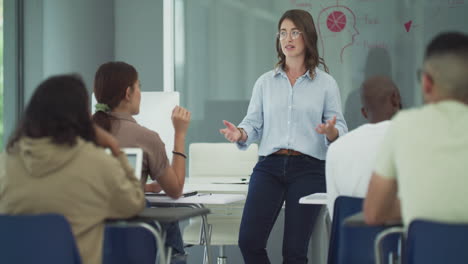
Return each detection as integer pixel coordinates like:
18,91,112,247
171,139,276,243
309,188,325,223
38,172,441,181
0,0,4,149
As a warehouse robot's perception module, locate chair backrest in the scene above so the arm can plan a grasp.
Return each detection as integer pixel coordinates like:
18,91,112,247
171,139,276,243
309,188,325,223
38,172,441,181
188,142,258,223
103,225,157,264
0,214,82,264
406,220,468,264
328,196,364,264
189,143,258,179
328,196,400,264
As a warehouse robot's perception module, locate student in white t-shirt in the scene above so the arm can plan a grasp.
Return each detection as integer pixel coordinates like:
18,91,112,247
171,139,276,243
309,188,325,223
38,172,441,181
326,76,401,219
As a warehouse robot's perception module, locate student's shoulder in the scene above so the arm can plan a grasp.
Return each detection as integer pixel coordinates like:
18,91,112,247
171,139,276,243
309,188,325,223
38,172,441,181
328,126,362,153
329,123,379,154
119,120,161,142
391,107,427,128
78,140,121,168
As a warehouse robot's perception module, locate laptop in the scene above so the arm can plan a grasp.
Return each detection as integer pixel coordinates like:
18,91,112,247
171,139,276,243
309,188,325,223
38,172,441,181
122,148,143,180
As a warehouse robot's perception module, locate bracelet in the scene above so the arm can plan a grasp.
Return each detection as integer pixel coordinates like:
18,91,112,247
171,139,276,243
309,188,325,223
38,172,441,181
237,127,245,141
172,151,187,159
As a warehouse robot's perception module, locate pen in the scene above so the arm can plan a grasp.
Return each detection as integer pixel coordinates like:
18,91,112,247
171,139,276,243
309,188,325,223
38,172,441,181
198,193,212,196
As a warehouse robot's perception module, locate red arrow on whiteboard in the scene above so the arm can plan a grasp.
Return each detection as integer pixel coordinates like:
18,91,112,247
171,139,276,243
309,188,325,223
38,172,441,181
404,20,413,32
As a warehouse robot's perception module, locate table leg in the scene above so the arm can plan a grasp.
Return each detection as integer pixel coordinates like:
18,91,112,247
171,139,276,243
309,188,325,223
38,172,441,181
201,214,213,264
189,204,213,264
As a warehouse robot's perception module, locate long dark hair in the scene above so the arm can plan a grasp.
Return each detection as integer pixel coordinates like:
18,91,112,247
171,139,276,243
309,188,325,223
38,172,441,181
92,61,138,131
275,9,329,78
7,75,96,151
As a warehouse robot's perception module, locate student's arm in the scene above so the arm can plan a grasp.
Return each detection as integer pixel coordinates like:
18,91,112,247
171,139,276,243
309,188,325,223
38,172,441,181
325,144,339,219
157,106,191,199
94,126,145,217
108,151,146,218
363,121,401,225
363,172,401,225
144,182,162,193
94,125,120,156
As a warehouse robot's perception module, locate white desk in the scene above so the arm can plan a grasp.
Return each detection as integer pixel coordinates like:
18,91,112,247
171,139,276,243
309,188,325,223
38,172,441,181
146,193,245,205
184,183,248,193
299,192,328,205
299,192,330,264
184,177,249,193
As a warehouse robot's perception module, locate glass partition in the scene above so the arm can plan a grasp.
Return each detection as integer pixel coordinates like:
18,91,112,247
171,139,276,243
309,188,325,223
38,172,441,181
174,0,468,148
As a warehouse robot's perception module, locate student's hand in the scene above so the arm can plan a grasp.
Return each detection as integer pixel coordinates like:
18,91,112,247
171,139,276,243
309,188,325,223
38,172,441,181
172,106,191,136
219,120,242,142
144,182,163,193
315,116,339,142
94,125,121,156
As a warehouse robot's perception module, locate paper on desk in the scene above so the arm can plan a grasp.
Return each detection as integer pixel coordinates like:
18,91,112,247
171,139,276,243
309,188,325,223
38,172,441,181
211,178,250,184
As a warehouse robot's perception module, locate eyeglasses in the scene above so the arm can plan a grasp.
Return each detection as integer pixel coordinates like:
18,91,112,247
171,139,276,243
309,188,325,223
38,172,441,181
277,30,302,40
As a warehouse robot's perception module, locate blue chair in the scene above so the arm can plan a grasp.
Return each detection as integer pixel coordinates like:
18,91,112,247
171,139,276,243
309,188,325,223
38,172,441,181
328,196,400,264
406,220,468,264
0,214,82,264
103,224,158,264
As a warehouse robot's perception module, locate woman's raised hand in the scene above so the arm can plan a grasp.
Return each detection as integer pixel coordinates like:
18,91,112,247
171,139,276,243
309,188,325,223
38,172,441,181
219,120,242,143
171,106,191,136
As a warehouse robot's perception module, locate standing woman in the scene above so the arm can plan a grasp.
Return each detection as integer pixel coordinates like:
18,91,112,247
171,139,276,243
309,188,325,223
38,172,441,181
220,9,348,263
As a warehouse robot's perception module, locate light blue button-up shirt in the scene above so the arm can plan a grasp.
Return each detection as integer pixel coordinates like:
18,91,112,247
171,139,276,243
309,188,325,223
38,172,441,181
237,67,348,160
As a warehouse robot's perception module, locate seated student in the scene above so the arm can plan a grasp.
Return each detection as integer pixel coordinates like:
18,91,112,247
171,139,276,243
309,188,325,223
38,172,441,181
0,75,145,263
326,76,401,219
364,32,468,226
92,61,190,262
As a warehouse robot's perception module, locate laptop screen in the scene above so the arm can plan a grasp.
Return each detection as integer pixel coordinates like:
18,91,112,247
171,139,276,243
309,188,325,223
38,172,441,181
122,148,143,180
105,148,143,180
126,153,138,170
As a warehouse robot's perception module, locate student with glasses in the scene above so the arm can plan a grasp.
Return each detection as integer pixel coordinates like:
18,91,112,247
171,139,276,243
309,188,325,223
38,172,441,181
220,9,347,264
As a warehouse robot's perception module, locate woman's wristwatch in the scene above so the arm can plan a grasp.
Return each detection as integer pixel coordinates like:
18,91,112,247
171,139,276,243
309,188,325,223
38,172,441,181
237,127,245,142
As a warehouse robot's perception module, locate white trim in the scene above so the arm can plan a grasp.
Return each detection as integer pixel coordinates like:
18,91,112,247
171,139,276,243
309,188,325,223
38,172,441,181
163,0,175,92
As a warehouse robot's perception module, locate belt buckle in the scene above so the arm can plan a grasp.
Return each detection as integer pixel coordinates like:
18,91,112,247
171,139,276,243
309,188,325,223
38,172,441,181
287,149,293,155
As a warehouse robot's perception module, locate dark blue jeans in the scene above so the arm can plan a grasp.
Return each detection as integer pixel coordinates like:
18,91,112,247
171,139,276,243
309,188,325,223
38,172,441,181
238,154,326,264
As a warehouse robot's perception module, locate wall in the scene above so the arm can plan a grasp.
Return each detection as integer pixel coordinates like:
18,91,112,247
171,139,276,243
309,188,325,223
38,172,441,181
42,0,114,98
3,0,115,143
114,0,164,92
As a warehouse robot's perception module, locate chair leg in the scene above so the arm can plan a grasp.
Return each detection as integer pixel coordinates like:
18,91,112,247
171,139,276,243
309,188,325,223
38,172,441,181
217,245,227,264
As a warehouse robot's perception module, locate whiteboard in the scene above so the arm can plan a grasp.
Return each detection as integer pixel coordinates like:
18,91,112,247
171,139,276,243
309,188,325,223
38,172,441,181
92,92,180,160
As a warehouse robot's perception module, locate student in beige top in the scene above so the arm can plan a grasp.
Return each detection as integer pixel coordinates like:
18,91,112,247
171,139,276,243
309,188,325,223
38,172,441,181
92,61,191,261
0,75,145,264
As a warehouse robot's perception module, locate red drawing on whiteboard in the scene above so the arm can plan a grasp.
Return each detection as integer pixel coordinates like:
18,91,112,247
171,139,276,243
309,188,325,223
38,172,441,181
404,20,412,32
327,11,347,32
318,5,359,63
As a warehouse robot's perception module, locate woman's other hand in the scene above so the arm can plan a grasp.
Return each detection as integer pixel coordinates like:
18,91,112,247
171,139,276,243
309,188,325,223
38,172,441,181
94,125,121,156
315,115,339,142
219,120,242,142
144,182,163,193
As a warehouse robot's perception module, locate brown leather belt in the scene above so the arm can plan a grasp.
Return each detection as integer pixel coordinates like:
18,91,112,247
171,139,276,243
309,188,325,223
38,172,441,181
273,149,304,156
